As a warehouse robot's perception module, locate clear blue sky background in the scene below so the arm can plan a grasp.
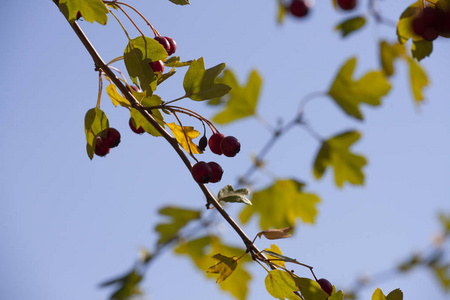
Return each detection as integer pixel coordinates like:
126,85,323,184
0,0,449,299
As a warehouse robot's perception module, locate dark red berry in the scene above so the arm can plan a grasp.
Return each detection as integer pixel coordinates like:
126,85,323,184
208,162,223,183
165,36,177,56
198,135,208,152
129,118,145,134
154,36,171,54
209,133,225,155
102,128,121,148
150,60,164,73
128,84,140,92
220,136,241,157
192,161,212,183
289,0,309,18
95,136,110,157
317,278,333,296
337,0,357,11
412,7,440,41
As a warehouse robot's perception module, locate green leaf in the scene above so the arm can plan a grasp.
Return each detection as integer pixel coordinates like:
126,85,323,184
408,57,429,104
207,254,239,283
265,270,301,300
335,16,366,37
100,269,143,300
183,57,231,101
240,179,320,229
329,290,345,300
130,105,164,137
168,0,190,5
218,185,251,205
58,0,108,24
379,41,406,76
411,40,433,61
212,69,262,124
372,288,386,300
165,56,192,68
293,277,329,300
386,289,403,300
124,36,168,94
328,57,391,120
155,206,201,244
84,108,109,160
313,130,367,188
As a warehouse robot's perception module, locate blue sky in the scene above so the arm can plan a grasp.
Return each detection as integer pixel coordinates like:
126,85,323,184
0,0,449,299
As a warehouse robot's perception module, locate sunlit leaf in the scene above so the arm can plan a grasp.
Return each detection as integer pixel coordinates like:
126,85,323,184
84,108,109,159
212,69,262,124
257,227,293,240
240,179,320,230
313,130,367,188
264,245,286,267
408,57,429,104
328,57,391,120
386,288,403,300
58,0,108,24
183,57,231,101
105,81,131,108
218,185,251,205
293,277,329,300
372,288,386,300
265,270,301,300
155,206,201,244
207,253,239,283
379,41,405,76
335,16,366,37
167,123,202,154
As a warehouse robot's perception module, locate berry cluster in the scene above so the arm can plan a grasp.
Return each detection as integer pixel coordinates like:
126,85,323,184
150,36,177,73
94,128,121,157
412,6,450,41
191,161,223,184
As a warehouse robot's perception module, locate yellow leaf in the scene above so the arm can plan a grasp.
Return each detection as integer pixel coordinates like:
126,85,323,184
167,122,202,154
207,253,239,283
265,244,285,268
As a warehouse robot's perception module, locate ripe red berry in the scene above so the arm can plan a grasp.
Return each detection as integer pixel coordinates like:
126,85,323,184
317,278,333,296
128,84,140,93
337,0,357,11
220,136,241,157
165,36,177,56
129,118,145,134
208,162,223,183
94,136,110,157
102,128,121,148
154,36,171,54
192,161,212,183
209,133,225,155
150,60,164,73
289,0,309,18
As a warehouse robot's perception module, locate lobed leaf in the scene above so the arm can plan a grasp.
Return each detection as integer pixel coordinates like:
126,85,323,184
58,0,108,24
84,108,109,159
379,41,405,76
265,270,301,300
207,253,239,283
218,185,252,205
335,16,366,37
167,123,202,154
155,206,201,245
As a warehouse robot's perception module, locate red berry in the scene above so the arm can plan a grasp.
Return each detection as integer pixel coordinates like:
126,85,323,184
317,278,333,296
128,84,140,92
154,36,171,54
208,162,223,183
337,0,357,11
209,133,225,155
220,136,241,157
150,60,164,73
412,7,440,41
129,118,145,134
192,161,212,183
165,36,177,55
94,136,110,157
102,128,121,148
289,0,309,18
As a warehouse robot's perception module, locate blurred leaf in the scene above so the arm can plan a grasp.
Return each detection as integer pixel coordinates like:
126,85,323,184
265,270,301,300
183,57,231,101
100,269,143,300
335,16,366,37
329,290,345,300
432,263,450,291
105,81,131,108
411,40,433,61
168,0,190,5
332,0,338,9
212,69,262,124
293,277,329,300
130,104,164,137
124,36,168,94
408,57,429,103
372,288,386,300
167,123,203,154
328,57,391,120
155,206,201,245
264,244,286,267
218,185,251,205
379,41,405,76
84,108,109,159
386,289,403,300
277,0,286,24
58,0,108,24
240,179,320,229
257,227,293,240
438,212,450,235
207,253,239,283
313,130,367,188
398,254,421,272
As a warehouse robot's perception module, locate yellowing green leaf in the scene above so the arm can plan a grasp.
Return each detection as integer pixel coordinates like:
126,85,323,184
240,179,320,230
328,57,391,120
265,270,301,300
313,130,367,188
408,57,429,104
155,206,201,244
183,57,231,101
379,41,406,76
212,69,262,124
84,108,109,160
167,122,202,154
130,106,164,137
335,16,366,37
207,254,238,283
293,277,329,300
264,245,285,267
372,288,387,300
58,0,108,24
